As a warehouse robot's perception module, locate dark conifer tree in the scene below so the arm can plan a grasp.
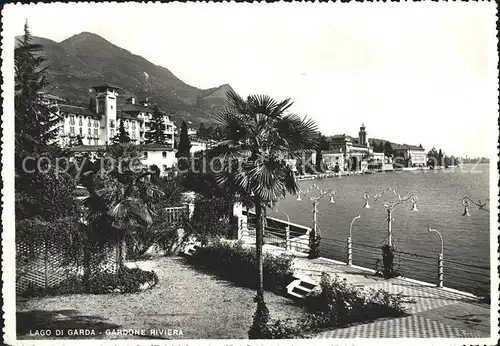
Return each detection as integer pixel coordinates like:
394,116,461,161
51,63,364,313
113,120,131,144
176,121,191,171
145,106,167,145
15,20,60,170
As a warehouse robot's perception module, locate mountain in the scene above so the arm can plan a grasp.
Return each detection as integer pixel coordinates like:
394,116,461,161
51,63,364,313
23,32,234,126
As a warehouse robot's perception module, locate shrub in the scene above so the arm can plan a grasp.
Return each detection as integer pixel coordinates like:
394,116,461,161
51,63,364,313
19,267,159,297
189,241,294,293
304,273,413,328
251,318,306,339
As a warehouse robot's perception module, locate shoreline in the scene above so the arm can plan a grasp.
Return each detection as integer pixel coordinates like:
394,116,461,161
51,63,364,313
294,164,483,181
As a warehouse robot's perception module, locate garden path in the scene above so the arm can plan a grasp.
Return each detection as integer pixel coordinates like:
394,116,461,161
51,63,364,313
16,256,306,340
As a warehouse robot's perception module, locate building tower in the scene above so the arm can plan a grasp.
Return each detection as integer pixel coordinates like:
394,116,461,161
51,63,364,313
359,124,368,146
90,83,120,145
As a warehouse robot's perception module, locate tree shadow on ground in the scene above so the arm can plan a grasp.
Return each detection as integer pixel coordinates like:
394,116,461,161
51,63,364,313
17,309,121,339
177,256,292,297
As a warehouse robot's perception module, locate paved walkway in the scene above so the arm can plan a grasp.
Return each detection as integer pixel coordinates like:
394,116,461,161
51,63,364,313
263,244,491,338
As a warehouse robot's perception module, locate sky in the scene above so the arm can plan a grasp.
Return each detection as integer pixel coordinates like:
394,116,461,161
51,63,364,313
3,2,498,157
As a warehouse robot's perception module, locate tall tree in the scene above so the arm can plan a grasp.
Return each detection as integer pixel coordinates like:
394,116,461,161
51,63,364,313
113,120,131,144
212,91,318,338
15,21,60,170
82,143,164,271
197,122,207,140
315,133,330,172
176,121,191,171
438,149,443,167
145,106,167,145
383,141,394,158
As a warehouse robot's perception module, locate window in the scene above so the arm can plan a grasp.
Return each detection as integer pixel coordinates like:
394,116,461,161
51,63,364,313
143,152,148,159
94,120,99,128
88,128,91,136
111,105,113,110
98,100,105,114
70,126,75,134
132,121,136,130
78,117,83,126
69,115,75,125
94,129,98,137
88,139,91,145
131,132,136,140
94,139,98,145
162,151,167,159
110,120,115,128
79,127,83,136
110,129,115,138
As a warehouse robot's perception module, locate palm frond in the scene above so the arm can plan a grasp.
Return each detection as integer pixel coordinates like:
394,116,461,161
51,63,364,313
225,90,249,114
274,114,319,154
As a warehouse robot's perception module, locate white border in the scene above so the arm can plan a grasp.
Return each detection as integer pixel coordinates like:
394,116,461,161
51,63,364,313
2,2,499,345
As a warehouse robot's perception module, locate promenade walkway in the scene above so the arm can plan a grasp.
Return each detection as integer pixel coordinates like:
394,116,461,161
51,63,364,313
263,244,491,339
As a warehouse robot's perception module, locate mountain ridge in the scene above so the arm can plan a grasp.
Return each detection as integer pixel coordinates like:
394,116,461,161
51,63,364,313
23,32,234,126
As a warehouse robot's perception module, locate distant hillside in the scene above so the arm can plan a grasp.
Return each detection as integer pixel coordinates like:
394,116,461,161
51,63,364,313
21,32,234,126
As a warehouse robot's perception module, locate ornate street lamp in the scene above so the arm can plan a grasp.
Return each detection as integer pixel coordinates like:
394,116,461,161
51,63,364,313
347,214,361,266
363,187,418,247
428,227,444,288
462,196,488,216
296,183,336,258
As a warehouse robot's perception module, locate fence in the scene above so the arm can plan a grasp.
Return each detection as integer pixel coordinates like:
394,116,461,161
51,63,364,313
16,204,191,294
241,212,490,298
16,241,117,294
165,205,191,223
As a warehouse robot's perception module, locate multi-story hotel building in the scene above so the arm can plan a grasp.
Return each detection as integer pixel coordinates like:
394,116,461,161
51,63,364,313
47,83,175,147
41,83,178,174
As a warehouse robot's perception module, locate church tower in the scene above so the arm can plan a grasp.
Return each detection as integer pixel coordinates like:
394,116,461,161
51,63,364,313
90,83,120,145
359,124,368,146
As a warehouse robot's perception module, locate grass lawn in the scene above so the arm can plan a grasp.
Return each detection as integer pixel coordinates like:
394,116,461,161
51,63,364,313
17,256,307,340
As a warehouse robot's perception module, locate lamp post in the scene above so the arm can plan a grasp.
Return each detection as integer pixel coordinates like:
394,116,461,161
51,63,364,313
363,187,418,247
462,196,488,216
428,227,444,288
347,214,361,266
274,207,291,250
297,183,336,258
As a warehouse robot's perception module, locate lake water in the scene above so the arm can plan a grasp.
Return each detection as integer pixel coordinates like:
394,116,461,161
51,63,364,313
269,164,491,295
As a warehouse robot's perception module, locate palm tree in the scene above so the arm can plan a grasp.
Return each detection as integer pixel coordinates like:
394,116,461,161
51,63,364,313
212,91,318,336
82,146,164,273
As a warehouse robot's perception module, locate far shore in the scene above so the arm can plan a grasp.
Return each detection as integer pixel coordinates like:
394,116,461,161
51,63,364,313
294,163,489,181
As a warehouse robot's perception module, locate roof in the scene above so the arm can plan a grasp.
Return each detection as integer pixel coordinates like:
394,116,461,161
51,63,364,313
322,150,343,155
90,82,122,91
70,144,175,153
117,110,138,120
140,143,174,151
40,93,66,102
59,104,100,118
69,145,106,153
392,143,425,151
330,134,354,141
119,103,152,114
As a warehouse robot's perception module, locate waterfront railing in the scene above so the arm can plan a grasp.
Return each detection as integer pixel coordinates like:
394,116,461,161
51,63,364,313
242,212,490,298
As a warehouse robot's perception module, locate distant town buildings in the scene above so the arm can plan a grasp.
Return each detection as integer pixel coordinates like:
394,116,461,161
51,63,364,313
318,124,426,173
392,143,426,167
40,87,430,175
40,84,180,174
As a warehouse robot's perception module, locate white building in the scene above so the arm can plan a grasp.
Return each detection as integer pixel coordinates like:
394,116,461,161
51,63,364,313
46,83,175,148
321,151,345,172
392,144,426,167
190,139,207,154
43,83,179,173
139,144,177,173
